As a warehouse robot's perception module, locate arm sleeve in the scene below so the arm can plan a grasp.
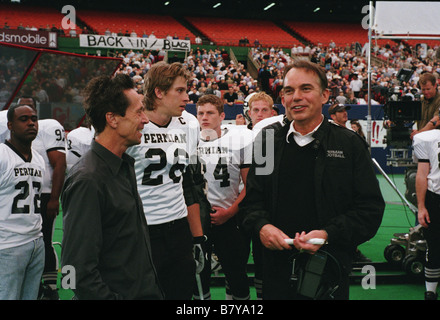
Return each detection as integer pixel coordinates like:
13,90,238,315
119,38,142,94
61,177,121,300
323,135,385,249
238,128,273,236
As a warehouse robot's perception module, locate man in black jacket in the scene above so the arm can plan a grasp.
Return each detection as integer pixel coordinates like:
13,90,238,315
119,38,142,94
61,74,164,300
239,59,384,300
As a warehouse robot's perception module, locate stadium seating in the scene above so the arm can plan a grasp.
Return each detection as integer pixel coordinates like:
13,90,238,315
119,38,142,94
0,4,78,30
185,16,301,48
284,21,389,47
76,10,196,41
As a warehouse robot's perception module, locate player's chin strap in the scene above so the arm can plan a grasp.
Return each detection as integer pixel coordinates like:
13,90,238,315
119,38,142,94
289,249,342,300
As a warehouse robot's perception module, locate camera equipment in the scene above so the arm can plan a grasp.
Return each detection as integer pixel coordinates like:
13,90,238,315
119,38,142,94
382,71,421,166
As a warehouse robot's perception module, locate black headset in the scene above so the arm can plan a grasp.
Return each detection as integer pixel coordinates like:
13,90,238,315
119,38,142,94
289,249,343,300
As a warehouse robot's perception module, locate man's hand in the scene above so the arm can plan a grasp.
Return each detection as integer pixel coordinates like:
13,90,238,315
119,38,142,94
210,207,233,225
46,197,60,219
293,230,328,254
418,207,431,228
259,224,292,250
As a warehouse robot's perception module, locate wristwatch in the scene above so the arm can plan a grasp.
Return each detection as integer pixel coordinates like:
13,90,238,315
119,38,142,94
430,120,437,126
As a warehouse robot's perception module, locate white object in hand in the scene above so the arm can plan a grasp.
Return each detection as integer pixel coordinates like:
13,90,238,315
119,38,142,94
284,238,326,245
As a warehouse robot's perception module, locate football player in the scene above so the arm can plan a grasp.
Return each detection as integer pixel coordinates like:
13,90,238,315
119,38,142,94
414,130,440,300
17,97,67,300
196,94,253,300
0,104,45,300
126,61,205,300
65,121,95,173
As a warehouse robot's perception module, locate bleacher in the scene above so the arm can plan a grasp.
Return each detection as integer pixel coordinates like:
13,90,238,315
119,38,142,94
0,4,78,30
185,16,301,48
77,10,196,41
284,21,389,47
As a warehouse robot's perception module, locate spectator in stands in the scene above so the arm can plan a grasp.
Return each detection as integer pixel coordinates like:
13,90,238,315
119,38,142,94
328,103,350,128
218,77,229,90
205,82,221,98
350,119,366,140
345,89,358,104
188,86,200,104
335,90,347,105
350,74,363,98
223,86,238,106
259,65,272,96
358,92,380,105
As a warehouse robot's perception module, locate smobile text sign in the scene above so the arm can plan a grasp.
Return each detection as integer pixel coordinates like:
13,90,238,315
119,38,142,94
0,30,58,49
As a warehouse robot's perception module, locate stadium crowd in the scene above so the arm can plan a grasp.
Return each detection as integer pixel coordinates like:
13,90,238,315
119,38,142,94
108,39,440,110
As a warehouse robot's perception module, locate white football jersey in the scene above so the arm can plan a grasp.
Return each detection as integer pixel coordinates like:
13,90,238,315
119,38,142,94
413,130,440,195
0,110,8,143
66,126,95,172
126,110,200,225
32,119,66,194
252,114,285,136
198,127,253,209
0,142,45,250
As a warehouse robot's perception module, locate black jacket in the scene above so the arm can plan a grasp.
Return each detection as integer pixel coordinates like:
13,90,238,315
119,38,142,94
61,140,163,300
239,117,385,253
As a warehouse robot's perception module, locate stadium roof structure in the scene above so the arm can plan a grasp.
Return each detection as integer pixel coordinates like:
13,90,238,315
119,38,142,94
13,0,372,23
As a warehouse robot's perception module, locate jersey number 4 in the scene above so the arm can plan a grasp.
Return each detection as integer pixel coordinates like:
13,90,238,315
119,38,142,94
200,157,231,187
12,181,41,214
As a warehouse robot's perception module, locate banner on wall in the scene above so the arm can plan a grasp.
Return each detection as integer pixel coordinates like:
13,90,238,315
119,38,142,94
79,34,191,51
0,29,58,48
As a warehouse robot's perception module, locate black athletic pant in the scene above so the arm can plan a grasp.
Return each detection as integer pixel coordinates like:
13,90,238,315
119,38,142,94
149,217,195,300
41,193,58,285
210,217,250,299
424,191,440,283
